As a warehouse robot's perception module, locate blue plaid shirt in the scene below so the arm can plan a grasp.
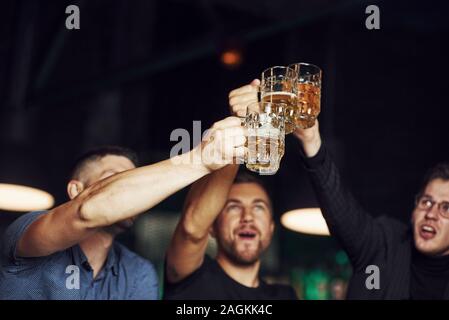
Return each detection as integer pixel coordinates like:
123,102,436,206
0,211,158,300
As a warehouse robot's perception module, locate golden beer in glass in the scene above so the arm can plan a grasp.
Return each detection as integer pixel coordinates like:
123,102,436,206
245,102,286,175
288,63,322,129
260,66,298,134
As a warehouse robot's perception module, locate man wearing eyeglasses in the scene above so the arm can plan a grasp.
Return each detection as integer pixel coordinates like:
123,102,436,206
295,124,449,300
230,81,449,300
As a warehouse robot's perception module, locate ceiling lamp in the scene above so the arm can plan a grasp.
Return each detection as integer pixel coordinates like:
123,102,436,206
0,183,54,212
281,208,330,236
220,48,242,67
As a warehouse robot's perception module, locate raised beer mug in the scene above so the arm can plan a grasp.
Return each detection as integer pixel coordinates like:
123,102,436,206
260,66,298,134
288,62,322,129
244,101,286,175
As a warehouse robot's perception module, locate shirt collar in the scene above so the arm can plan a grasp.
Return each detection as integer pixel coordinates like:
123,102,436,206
71,245,89,269
71,243,119,276
105,244,119,276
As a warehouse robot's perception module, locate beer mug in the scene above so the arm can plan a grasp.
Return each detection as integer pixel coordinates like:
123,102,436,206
260,66,298,134
244,101,286,175
288,63,322,129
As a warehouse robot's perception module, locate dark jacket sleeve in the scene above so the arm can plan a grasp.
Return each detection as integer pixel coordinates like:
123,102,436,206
299,142,388,271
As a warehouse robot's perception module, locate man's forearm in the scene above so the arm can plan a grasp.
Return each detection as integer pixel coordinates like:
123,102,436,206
79,149,211,228
301,136,322,158
293,124,322,158
164,164,239,283
181,164,239,240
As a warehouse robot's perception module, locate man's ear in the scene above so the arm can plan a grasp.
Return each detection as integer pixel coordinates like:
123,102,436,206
67,180,84,200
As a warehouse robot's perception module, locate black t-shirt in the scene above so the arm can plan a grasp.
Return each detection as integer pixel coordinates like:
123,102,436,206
164,255,298,300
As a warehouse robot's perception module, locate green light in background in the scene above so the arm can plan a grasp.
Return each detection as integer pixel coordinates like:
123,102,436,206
303,269,330,300
335,250,349,266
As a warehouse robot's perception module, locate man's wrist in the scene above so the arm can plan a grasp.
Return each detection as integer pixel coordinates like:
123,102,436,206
190,145,213,175
302,137,322,158
293,128,322,158
170,147,212,176
299,139,326,169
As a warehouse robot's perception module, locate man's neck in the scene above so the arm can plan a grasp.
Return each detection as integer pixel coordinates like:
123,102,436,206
79,230,114,279
216,253,261,288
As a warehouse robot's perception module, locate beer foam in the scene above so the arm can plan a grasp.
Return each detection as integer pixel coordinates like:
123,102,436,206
248,126,281,138
261,91,296,98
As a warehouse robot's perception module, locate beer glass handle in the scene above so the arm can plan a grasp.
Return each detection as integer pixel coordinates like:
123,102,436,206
257,85,262,102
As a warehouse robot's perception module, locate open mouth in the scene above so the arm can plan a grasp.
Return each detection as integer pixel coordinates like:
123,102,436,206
237,230,258,240
419,224,437,240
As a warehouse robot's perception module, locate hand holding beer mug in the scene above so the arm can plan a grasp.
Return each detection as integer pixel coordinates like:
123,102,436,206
226,61,321,174
288,63,322,129
260,66,298,134
244,102,285,175
198,117,247,172
228,79,260,118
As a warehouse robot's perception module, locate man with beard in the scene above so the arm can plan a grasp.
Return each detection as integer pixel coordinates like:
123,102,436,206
229,81,449,299
0,116,246,299
164,166,297,299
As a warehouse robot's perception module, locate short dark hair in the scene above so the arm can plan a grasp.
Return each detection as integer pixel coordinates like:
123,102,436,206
233,171,273,209
418,162,449,196
234,172,270,193
70,146,139,180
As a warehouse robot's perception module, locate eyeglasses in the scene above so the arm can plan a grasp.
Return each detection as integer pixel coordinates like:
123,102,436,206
415,195,449,218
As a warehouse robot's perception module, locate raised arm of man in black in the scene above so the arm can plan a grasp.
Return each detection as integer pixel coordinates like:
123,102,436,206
292,122,392,270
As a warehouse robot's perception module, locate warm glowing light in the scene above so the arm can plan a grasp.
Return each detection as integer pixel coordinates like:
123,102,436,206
0,183,54,212
221,50,242,67
281,208,330,236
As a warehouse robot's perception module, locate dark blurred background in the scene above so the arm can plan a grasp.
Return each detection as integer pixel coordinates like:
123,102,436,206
1,0,448,299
